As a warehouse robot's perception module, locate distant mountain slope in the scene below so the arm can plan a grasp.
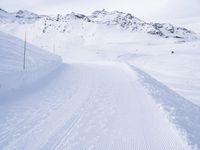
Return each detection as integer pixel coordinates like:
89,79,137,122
0,8,198,40
0,9,44,23
88,10,198,39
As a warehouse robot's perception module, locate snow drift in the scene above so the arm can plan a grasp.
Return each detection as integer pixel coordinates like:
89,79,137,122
0,31,62,94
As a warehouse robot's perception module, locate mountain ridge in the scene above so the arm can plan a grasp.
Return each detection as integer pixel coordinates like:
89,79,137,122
0,8,198,40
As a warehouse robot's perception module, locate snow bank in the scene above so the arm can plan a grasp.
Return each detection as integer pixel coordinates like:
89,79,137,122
129,65,200,149
0,31,62,94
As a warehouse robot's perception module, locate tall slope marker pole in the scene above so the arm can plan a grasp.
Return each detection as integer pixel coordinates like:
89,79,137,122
23,32,27,70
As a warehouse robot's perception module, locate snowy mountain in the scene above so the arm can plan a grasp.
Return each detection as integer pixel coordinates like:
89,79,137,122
0,9,44,23
0,8,198,40
1,27,200,149
88,10,198,39
1,7,200,150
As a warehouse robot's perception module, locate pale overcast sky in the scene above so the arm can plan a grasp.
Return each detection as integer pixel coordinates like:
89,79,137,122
1,0,200,21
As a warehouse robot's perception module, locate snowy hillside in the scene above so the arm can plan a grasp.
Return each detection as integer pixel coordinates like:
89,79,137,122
0,7,200,150
0,8,199,43
165,17,200,34
88,10,199,39
0,8,43,23
0,31,61,94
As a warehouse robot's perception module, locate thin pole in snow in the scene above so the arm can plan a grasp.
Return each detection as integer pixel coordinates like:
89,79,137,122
53,44,55,54
23,32,27,70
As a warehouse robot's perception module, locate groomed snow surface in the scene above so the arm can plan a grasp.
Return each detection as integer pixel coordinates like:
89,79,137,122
0,61,194,150
0,18,200,149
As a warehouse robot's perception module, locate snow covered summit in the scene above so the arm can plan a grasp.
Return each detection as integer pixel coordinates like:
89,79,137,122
0,8,42,23
88,9,198,39
0,8,199,40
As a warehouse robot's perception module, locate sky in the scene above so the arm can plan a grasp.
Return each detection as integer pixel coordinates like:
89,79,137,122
1,0,200,21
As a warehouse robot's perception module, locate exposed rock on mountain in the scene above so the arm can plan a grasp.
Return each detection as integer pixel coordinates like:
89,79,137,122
0,8,198,40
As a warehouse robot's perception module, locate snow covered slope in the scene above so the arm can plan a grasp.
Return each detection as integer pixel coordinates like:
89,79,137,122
0,31,61,94
165,17,200,34
0,62,196,150
88,10,198,39
0,8,43,23
0,8,199,48
0,7,200,150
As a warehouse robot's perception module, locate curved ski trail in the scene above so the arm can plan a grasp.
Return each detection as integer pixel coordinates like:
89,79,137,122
0,62,191,150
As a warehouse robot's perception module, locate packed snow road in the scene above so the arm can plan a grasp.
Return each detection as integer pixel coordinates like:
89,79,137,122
0,62,191,150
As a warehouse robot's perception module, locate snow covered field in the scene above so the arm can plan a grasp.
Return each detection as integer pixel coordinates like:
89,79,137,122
0,9,200,149
54,28,200,106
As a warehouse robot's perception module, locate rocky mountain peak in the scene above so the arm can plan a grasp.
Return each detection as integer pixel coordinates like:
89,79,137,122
0,8,8,13
0,9,198,40
15,10,40,19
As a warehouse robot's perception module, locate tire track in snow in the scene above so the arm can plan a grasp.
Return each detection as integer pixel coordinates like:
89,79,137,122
0,64,69,147
42,74,98,150
47,65,118,150
0,64,92,149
